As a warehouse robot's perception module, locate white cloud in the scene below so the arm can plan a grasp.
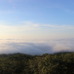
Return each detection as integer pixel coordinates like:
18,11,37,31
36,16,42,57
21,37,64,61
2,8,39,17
0,39,74,55
0,21,74,40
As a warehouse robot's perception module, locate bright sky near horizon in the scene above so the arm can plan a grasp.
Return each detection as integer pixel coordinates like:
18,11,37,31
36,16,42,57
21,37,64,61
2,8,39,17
0,0,74,41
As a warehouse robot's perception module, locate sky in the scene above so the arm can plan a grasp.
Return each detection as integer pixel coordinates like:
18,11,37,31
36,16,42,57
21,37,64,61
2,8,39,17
0,0,74,54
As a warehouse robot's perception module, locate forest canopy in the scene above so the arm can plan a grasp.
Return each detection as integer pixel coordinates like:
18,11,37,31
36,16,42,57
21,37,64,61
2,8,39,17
0,52,74,74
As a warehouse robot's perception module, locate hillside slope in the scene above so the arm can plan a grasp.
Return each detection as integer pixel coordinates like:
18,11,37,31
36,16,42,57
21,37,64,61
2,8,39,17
0,52,74,74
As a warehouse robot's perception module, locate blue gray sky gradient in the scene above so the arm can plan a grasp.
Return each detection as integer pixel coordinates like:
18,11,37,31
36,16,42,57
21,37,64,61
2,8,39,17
0,0,74,40
0,0,74,54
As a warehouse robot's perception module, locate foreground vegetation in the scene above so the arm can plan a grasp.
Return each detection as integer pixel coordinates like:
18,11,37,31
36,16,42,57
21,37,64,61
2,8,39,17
0,52,74,74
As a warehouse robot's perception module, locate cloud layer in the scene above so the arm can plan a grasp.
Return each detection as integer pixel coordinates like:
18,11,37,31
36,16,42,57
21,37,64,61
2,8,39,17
0,39,74,55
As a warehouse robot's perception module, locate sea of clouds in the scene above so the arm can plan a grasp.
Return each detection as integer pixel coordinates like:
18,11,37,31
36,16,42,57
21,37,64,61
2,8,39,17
0,39,74,55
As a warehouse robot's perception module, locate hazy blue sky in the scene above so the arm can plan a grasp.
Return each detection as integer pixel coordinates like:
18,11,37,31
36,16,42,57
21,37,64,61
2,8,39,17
0,0,74,41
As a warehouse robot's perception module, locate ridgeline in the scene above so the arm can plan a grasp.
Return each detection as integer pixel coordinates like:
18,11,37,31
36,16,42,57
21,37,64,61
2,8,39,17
0,52,74,74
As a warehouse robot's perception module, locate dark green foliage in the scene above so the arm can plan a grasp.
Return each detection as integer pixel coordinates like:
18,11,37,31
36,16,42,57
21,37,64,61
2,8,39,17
0,52,74,74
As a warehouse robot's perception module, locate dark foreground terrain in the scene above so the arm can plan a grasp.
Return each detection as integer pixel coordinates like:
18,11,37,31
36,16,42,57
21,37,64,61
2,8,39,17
0,52,74,74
